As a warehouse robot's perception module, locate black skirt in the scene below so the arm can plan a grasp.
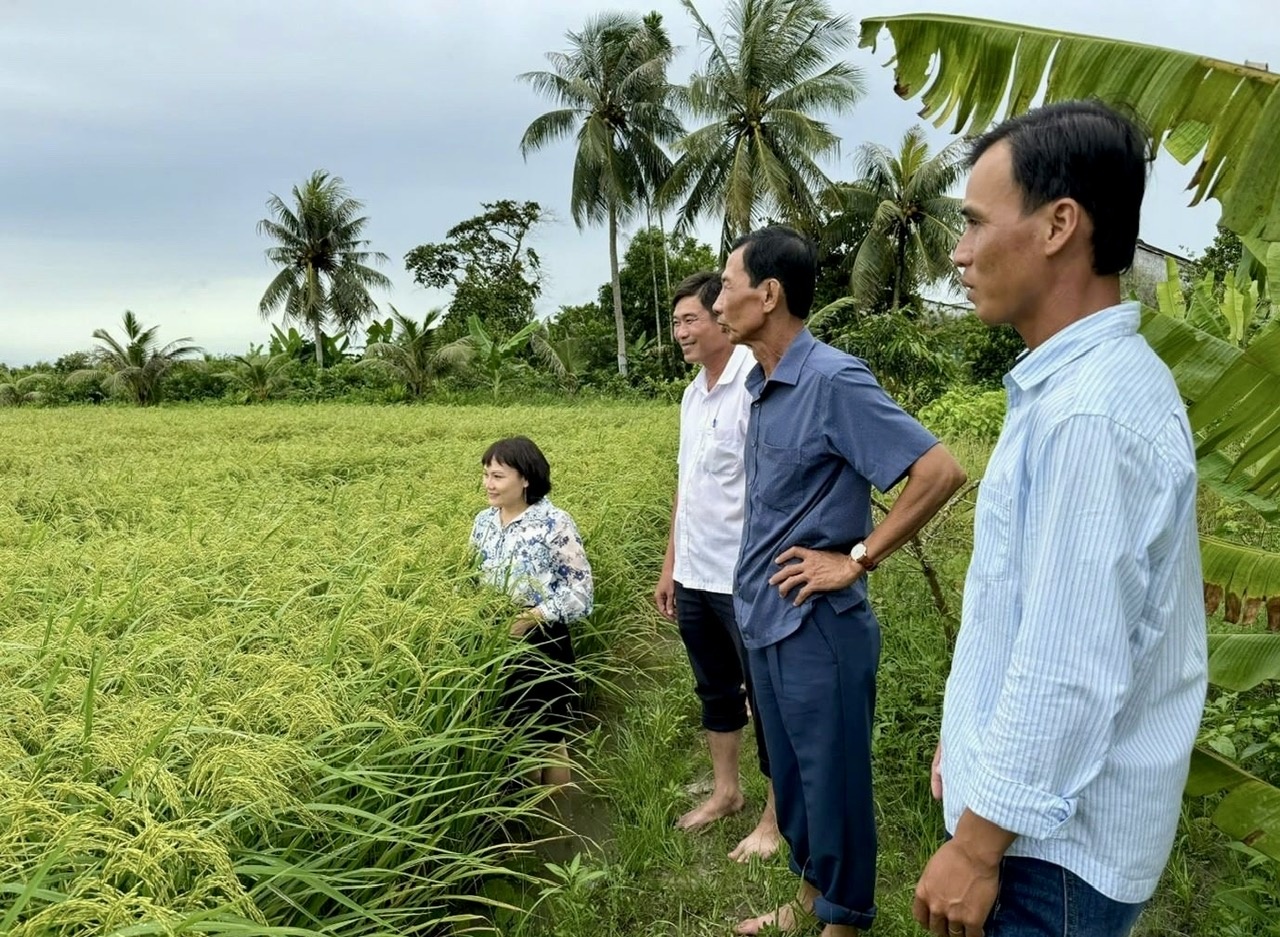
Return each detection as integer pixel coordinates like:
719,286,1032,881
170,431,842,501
501,616,578,743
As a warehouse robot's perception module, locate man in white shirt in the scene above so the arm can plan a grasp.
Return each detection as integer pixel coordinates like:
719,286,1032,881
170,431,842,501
655,271,780,861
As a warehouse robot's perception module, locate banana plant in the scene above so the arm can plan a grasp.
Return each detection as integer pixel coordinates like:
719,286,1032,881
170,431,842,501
438,315,543,398
860,11,1280,862
1155,256,1271,347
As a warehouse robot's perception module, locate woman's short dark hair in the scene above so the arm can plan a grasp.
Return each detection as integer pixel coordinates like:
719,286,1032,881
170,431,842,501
482,436,552,504
969,99,1152,276
672,270,721,314
729,225,818,319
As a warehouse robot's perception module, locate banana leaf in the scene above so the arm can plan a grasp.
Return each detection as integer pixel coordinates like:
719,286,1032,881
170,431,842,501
858,14,1280,241
1185,748,1280,862
1202,539,1280,629
1138,310,1280,512
1207,633,1280,690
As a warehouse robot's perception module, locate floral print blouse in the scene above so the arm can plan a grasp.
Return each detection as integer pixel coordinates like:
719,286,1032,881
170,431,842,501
469,498,594,624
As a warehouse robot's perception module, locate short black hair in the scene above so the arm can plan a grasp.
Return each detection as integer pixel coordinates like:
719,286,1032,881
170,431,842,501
729,225,818,319
481,436,552,504
672,270,721,315
969,99,1152,276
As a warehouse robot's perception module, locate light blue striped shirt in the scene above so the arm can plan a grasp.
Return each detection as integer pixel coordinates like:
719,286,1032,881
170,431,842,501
940,302,1207,903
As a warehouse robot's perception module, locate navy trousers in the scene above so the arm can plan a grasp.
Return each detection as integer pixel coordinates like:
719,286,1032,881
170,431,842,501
748,597,879,929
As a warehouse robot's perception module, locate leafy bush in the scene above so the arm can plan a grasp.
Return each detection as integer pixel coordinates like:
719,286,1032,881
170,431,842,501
953,317,1025,386
291,360,400,402
917,385,1007,442
828,309,958,409
164,360,231,402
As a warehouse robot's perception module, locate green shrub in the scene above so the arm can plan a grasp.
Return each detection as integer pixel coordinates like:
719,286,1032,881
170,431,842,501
917,385,1007,443
164,360,232,402
829,310,958,410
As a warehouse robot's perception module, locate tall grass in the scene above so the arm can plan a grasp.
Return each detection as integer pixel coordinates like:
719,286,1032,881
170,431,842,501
0,403,676,935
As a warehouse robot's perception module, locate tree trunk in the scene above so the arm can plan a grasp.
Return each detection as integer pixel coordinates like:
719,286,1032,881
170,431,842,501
314,322,325,368
893,229,908,315
657,206,673,300
610,201,628,377
646,202,664,365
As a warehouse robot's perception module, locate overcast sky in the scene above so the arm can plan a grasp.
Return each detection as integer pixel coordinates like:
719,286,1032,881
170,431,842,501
2,0,1275,365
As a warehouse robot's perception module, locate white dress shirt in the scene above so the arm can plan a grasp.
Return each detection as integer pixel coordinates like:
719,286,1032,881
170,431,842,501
941,303,1207,903
674,344,754,594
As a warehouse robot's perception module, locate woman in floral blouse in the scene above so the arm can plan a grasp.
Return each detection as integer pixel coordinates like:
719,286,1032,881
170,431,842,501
470,436,593,786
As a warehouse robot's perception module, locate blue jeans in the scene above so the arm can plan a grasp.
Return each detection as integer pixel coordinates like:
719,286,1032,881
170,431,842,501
987,856,1145,936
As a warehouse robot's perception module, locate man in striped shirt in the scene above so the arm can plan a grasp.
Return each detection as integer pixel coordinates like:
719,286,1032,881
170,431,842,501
914,101,1208,937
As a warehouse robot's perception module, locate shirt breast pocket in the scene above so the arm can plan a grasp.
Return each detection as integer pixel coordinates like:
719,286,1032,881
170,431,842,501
704,424,744,479
755,440,818,513
971,482,1013,579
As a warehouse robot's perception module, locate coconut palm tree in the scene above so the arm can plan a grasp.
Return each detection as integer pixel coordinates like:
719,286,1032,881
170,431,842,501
71,310,201,406
257,170,392,367
826,126,965,313
0,371,51,407
667,0,865,249
358,306,457,398
532,324,593,393
519,11,682,376
221,352,297,403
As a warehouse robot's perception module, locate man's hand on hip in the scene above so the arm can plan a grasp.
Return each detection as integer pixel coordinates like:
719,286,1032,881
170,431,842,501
769,546,862,606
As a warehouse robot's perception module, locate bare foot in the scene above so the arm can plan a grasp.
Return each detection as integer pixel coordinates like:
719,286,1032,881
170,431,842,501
735,901,808,935
675,790,745,831
737,880,818,935
729,814,782,862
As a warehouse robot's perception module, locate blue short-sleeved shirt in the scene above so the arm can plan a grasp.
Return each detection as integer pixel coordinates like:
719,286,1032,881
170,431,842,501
734,329,939,649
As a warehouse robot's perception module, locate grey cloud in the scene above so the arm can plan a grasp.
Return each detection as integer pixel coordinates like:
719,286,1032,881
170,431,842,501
1,0,1276,364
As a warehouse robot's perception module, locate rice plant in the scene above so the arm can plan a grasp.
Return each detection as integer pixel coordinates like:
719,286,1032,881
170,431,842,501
0,402,676,936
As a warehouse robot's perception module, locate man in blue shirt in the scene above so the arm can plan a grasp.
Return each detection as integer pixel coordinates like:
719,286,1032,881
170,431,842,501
716,226,966,937
913,101,1207,937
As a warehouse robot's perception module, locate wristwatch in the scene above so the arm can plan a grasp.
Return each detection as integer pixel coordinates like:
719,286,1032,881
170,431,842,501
850,541,878,572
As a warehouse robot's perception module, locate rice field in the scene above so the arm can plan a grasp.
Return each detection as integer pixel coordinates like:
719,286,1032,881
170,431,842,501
0,403,677,936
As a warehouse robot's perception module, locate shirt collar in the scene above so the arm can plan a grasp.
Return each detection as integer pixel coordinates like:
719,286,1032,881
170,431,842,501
747,327,817,392
1006,302,1140,392
694,343,751,392
489,498,551,529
